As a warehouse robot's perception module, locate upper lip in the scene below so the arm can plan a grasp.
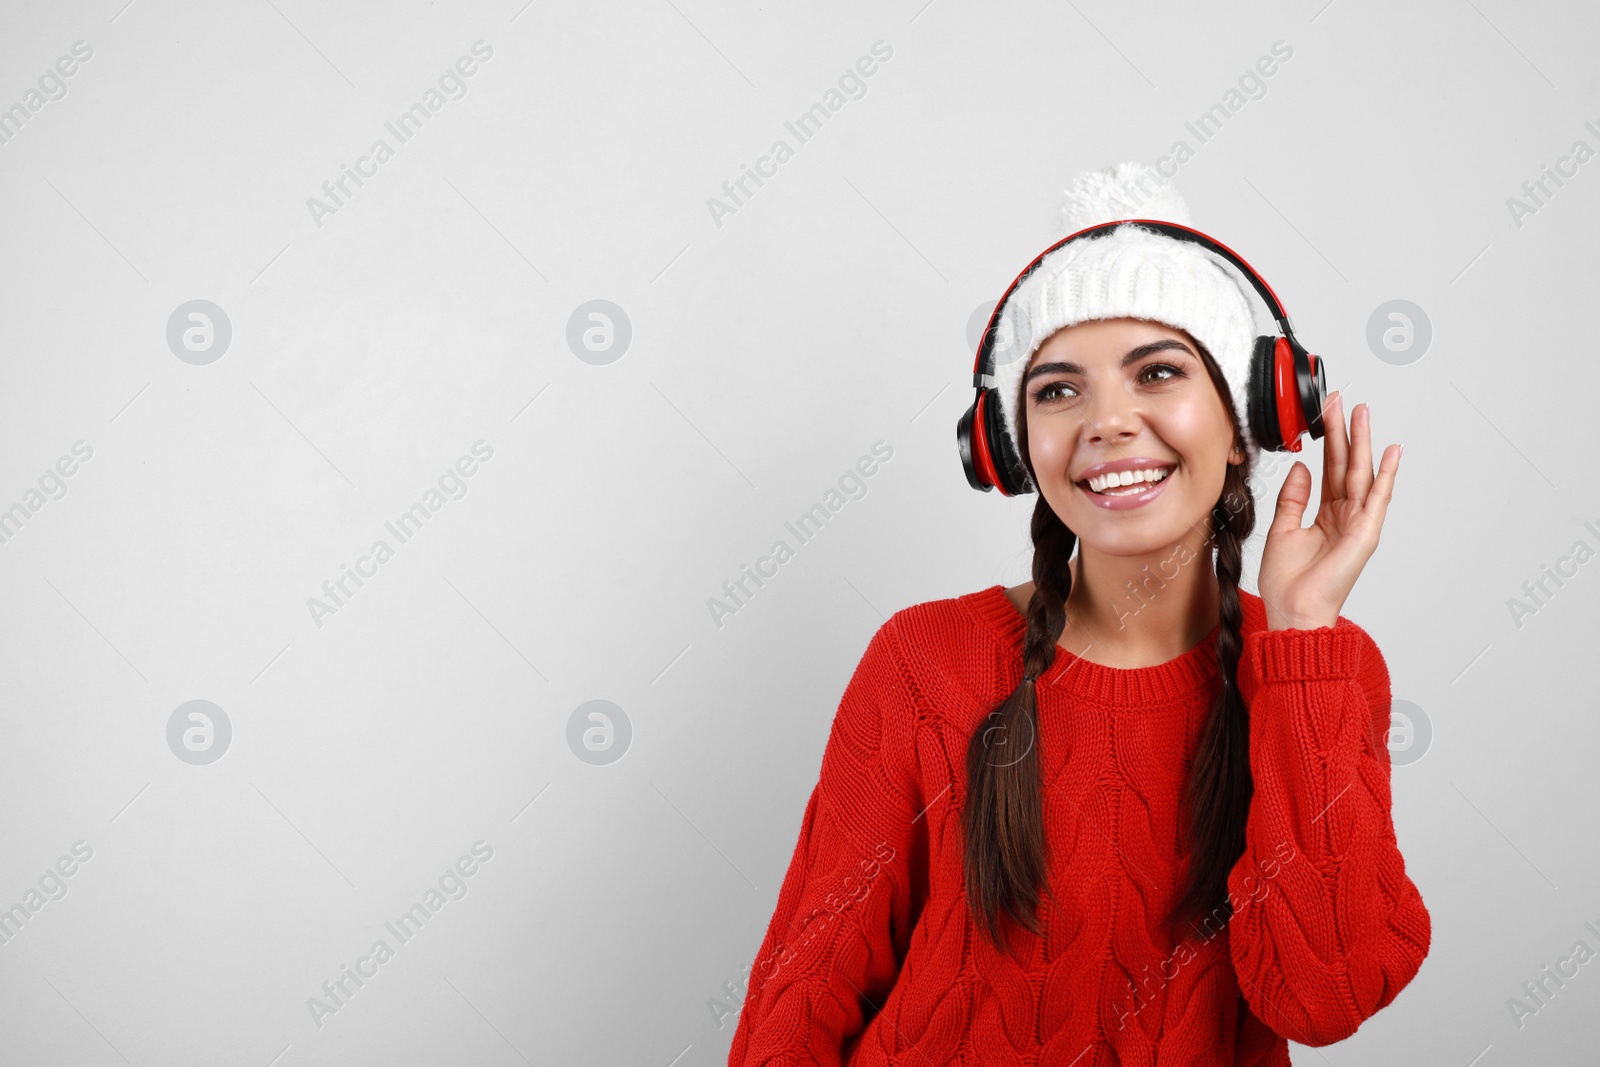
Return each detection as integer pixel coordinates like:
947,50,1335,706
1074,457,1177,483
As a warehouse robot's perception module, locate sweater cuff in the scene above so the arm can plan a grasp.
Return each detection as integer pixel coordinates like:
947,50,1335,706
1246,621,1366,683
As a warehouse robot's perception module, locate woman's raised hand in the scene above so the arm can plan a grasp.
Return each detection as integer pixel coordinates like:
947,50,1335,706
1257,391,1402,631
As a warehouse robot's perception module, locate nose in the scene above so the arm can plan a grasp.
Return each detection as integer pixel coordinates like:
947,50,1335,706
1083,378,1141,444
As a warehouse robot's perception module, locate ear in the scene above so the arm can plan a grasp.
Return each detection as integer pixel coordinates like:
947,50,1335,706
1227,445,1244,466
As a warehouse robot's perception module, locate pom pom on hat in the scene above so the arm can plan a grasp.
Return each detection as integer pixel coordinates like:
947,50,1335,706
988,161,1260,491
1058,160,1194,232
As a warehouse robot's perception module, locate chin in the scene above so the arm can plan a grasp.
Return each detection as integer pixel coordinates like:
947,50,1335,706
1056,492,1209,557
1078,525,1189,558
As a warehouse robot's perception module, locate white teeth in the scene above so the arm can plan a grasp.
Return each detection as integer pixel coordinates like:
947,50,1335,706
1086,466,1172,493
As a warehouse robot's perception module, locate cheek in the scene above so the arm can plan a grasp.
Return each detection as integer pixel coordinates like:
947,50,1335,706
1028,421,1072,472
1023,408,1079,479
1168,396,1223,441
1165,413,1235,518
1166,398,1234,474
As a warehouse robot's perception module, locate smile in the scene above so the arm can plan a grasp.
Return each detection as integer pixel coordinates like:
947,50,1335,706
1075,463,1175,511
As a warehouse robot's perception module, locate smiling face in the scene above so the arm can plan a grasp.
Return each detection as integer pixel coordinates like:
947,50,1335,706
1019,317,1244,557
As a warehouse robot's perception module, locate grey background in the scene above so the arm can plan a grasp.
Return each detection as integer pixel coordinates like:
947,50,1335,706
0,0,1596,1064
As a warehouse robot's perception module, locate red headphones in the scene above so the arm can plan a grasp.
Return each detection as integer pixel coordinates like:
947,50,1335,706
957,219,1328,496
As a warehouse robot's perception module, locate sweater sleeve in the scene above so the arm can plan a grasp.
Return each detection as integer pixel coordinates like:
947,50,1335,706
727,620,927,1067
1225,619,1432,1048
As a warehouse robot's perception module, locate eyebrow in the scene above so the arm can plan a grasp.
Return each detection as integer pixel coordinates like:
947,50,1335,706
1022,339,1196,385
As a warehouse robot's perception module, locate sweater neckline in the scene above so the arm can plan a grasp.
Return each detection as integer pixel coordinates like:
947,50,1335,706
961,583,1223,707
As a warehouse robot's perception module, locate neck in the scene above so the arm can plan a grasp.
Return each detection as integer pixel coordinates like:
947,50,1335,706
1063,529,1222,662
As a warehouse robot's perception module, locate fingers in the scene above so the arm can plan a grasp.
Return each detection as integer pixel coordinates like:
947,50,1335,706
1363,442,1401,534
1322,390,1348,505
1270,460,1313,538
1347,401,1375,504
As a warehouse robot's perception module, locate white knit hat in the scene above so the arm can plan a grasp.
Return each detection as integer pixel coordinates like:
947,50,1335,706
989,162,1262,487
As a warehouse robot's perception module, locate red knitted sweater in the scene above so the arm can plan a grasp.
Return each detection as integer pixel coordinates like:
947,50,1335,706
727,584,1431,1066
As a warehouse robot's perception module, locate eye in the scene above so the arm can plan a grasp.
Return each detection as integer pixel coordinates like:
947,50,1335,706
1140,362,1187,384
1029,362,1186,404
1029,380,1077,404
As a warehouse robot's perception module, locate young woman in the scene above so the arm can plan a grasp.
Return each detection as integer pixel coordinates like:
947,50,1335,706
727,165,1430,1066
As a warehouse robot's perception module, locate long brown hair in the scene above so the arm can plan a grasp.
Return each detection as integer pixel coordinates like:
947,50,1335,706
962,333,1257,955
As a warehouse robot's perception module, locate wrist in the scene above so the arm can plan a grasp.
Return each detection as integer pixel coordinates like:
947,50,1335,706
1265,603,1339,631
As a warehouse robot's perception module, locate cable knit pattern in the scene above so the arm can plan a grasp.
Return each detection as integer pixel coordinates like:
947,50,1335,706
727,585,1430,1066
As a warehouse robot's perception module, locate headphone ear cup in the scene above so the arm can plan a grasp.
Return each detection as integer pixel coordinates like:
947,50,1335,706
957,398,985,492
1305,351,1328,438
1247,334,1284,452
981,387,1031,495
